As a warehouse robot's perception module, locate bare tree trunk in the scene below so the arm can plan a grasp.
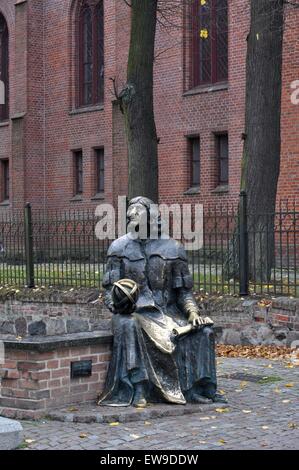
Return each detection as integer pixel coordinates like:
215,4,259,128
120,0,159,203
225,0,284,283
241,0,284,282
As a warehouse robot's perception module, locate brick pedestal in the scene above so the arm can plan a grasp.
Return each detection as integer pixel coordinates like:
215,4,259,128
0,332,112,420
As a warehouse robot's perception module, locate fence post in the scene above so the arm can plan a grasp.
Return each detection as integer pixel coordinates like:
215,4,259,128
24,203,35,288
239,190,249,296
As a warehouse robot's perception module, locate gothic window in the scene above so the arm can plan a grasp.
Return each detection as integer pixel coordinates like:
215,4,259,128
74,150,83,195
189,136,200,187
1,159,9,201
216,133,228,185
95,148,104,193
78,0,104,107
192,0,228,87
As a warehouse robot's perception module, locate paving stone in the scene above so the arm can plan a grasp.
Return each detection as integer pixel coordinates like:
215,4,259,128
17,357,299,450
0,417,23,450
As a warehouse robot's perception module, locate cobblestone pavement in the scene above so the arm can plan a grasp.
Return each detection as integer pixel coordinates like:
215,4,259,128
20,358,299,450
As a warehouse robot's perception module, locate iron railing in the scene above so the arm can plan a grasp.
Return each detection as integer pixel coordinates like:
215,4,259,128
0,195,298,296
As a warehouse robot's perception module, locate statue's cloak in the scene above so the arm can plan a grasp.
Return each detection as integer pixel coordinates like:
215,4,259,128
98,235,217,406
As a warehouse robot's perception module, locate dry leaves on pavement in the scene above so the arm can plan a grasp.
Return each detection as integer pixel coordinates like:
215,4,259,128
217,344,299,361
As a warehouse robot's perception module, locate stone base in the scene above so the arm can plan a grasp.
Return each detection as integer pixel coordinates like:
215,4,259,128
0,417,23,450
46,402,226,424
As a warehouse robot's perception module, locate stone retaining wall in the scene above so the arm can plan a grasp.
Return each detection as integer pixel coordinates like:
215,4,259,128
0,288,298,346
0,288,110,338
205,296,299,346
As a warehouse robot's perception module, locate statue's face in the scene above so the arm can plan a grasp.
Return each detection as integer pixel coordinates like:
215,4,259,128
127,203,148,227
127,200,159,239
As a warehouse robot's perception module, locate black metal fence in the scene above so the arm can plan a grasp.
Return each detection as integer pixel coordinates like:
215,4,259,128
0,196,298,297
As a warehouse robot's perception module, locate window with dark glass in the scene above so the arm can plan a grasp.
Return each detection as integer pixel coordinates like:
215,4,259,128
216,133,228,185
74,151,83,195
1,159,9,201
189,137,200,187
0,13,9,121
95,148,104,193
78,0,104,107
192,0,228,87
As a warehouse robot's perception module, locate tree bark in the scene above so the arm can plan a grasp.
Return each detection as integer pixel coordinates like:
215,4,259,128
120,0,159,203
226,0,284,284
242,0,284,282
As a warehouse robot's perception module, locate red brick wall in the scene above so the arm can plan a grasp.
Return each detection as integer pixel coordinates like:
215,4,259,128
0,1,14,207
0,343,111,420
0,0,298,212
279,4,299,204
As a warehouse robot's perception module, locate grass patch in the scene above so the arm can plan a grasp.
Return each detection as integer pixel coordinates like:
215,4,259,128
17,441,29,449
257,376,282,385
0,262,298,296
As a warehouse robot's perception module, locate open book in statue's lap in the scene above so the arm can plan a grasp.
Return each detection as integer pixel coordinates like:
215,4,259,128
98,197,226,408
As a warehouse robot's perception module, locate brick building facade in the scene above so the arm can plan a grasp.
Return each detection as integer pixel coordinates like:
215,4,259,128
0,0,298,213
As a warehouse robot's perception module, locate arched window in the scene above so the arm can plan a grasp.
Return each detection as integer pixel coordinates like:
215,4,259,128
78,0,104,107
0,13,9,121
192,0,228,87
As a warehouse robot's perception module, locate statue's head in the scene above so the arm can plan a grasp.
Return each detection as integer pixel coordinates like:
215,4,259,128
127,196,161,239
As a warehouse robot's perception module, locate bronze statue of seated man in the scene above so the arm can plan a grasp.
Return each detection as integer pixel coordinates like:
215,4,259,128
98,196,226,408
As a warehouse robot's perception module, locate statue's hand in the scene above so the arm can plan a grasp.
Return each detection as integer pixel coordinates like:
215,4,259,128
188,311,204,327
188,311,214,327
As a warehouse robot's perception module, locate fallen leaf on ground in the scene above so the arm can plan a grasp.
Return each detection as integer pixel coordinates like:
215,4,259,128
257,299,272,308
144,421,151,425
288,422,298,429
285,383,294,388
218,439,226,445
68,407,79,412
109,422,120,426
273,388,281,394
215,408,229,413
79,433,88,439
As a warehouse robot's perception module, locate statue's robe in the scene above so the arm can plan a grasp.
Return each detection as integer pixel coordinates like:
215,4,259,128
98,234,217,406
